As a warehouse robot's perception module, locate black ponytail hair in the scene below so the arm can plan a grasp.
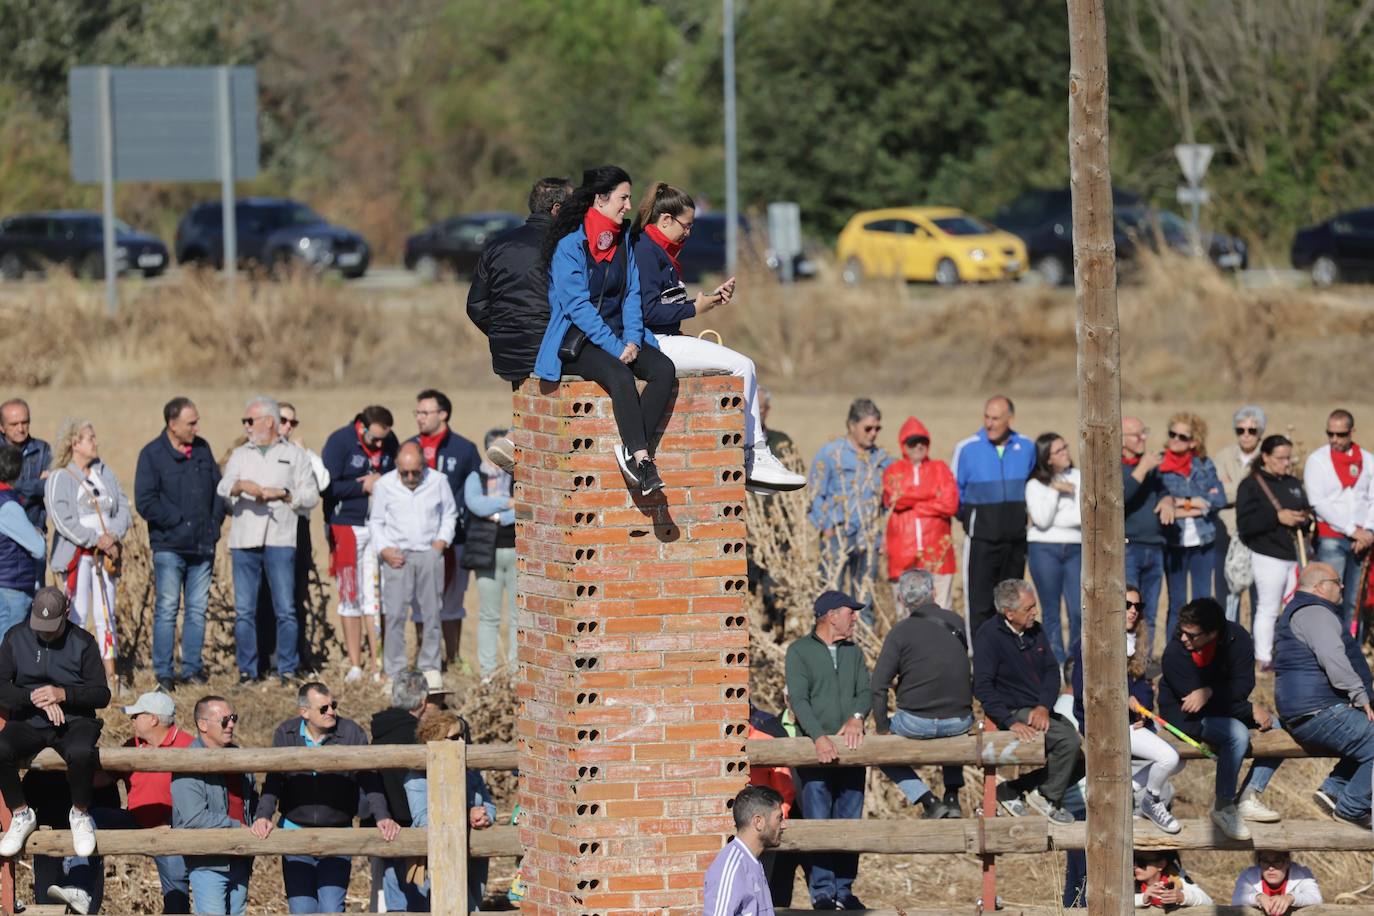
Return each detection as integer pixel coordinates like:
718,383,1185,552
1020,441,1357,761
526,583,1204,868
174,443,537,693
542,165,633,265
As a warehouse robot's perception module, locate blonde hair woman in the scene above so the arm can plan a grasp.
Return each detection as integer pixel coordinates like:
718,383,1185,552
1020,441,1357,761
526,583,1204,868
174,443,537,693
45,418,131,691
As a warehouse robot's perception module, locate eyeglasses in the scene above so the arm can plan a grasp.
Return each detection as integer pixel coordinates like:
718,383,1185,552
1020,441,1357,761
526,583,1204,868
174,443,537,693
1327,429,1352,439
903,436,929,448
197,713,239,729
398,469,423,479
859,424,881,433
1321,578,1344,589
241,416,270,426
1125,600,1142,610
280,418,298,428
310,700,339,715
1177,628,1206,642
1234,427,1259,436
1167,430,1192,441
669,214,694,234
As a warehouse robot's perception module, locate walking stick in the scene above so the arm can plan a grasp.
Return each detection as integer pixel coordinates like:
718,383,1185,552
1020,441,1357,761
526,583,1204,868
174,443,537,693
1129,698,1217,759
66,468,119,662
1296,529,1309,567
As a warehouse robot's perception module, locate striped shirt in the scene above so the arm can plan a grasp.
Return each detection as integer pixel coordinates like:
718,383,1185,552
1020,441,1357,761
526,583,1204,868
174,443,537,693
703,838,773,916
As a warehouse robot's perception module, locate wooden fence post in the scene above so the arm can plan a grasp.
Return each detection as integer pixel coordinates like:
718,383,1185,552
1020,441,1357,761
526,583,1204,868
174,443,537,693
427,738,469,915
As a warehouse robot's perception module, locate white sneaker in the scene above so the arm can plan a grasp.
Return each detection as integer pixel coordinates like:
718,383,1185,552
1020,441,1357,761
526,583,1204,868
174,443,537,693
486,437,516,473
69,807,96,857
1237,788,1281,823
48,884,92,914
1023,788,1054,817
344,665,363,684
0,806,36,856
1210,803,1252,841
613,444,641,486
745,448,806,491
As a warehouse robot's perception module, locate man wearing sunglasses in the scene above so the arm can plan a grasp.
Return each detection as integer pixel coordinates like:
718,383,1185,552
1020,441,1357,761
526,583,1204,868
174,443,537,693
1303,409,1374,638
171,696,257,915
252,681,399,913
1275,562,1374,827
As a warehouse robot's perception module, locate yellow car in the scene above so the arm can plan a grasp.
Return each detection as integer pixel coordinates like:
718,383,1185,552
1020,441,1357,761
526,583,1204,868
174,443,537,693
836,207,1027,286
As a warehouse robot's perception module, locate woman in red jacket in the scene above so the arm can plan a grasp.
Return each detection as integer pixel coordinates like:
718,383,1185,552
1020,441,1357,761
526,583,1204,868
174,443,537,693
883,417,959,607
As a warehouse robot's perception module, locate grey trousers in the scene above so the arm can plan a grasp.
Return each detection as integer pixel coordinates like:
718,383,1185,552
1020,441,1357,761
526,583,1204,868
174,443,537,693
1009,707,1084,806
381,548,443,676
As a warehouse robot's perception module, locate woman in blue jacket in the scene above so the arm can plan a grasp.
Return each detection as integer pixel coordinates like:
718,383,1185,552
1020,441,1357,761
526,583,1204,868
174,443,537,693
535,166,673,495
631,182,805,493
1159,412,1227,639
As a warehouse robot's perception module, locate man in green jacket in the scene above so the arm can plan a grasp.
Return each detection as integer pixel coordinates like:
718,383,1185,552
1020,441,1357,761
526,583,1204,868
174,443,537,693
784,590,870,911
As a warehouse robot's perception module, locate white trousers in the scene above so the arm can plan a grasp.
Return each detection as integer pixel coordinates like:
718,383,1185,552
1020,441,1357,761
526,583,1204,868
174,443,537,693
654,334,766,450
1130,725,1183,796
69,554,118,660
1251,551,1298,664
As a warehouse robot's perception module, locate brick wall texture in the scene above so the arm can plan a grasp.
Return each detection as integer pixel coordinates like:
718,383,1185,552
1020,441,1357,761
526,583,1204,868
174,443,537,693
513,371,751,916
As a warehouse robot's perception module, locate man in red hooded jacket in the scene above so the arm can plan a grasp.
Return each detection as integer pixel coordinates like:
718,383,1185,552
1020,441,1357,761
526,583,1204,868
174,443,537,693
883,417,959,609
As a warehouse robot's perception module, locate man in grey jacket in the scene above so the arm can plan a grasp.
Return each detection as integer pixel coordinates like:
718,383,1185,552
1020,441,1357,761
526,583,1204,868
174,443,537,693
171,695,256,915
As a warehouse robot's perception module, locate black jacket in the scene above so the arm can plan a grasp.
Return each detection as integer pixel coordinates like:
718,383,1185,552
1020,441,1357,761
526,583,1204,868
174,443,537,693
134,433,224,556
369,707,418,827
1158,620,1259,740
1236,470,1310,561
0,622,111,728
871,603,972,729
972,616,1059,729
467,212,554,382
254,715,391,828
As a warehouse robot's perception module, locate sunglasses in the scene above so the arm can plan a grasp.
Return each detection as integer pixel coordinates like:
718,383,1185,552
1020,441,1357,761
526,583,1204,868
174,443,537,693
280,418,298,428
398,469,423,478
1167,430,1192,441
198,713,239,729
1177,628,1206,642
241,416,270,426
310,700,339,715
859,424,882,433
1327,429,1352,439
903,436,929,448
1234,427,1259,436
1125,600,1142,610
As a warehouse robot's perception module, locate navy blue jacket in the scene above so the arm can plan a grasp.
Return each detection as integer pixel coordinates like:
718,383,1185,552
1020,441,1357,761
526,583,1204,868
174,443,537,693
1274,592,1374,720
972,616,1059,728
633,232,695,336
15,437,50,530
1158,620,1258,739
322,423,399,527
407,428,480,544
0,490,39,593
1123,459,1169,547
134,433,224,556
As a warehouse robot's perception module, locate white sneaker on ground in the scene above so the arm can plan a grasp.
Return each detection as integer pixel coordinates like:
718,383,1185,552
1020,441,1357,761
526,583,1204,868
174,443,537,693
69,807,96,857
486,437,516,473
0,806,36,857
1210,803,1252,841
1237,788,1281,823
344,665,363,684
48,884,92,914
745,448,806,491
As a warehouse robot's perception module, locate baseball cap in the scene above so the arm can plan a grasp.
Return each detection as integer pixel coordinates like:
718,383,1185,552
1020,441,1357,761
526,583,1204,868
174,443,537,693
29,587,68,634
123,691,176,718
814,589,864,619
424,670,451,697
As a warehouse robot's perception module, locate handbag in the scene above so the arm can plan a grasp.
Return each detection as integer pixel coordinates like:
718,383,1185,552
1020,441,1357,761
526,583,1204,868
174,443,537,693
1223,535,1254,592
460,517,500,571
557,236,623,363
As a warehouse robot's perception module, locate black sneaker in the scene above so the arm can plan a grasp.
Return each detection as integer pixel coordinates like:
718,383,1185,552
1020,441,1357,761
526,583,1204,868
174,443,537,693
918,793,949,820
156,676,176,693
636,458,664,495
612,444,640,485
183,672,209,686
237,672,257,686
942,788,963,818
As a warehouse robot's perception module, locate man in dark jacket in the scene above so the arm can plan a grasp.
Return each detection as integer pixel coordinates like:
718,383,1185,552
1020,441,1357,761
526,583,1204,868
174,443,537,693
251,681,399,912
2,398,51,533
371,669,438,911
1159,597,1282,841
873,569,972,819
135,397,224,692
783,590,870,910
1123,416,1176,656
1274,563,1374,826
972,579,1082,824
323,407,399,682
0,588,110,860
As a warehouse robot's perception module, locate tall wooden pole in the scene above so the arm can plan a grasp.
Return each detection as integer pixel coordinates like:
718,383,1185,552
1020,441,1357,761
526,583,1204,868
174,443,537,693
1066,1,1130,913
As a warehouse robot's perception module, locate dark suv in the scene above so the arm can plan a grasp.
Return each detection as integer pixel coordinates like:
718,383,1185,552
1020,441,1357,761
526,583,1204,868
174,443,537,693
0,211,168,280
993,188,1143,286
175,198,370,278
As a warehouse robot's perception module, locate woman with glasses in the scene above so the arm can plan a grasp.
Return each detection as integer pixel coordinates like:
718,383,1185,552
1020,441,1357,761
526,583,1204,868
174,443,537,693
1237,435,1312,667
1215,405,1266,620
631,181,805,494
1025,432,1082,665
882,417,958,608
1231,851,1322,911
1159,413,1227,640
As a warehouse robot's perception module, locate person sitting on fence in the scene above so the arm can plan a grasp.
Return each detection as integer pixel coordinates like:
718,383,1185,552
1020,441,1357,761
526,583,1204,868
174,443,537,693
783,590,870,911
251,681,400,914
973,579,1082,825
703,784,785,916
872,569,972,820
1134,850,1213,908
22,764,123,914
405,710,495,914
1158,597,1283,841
1273,562,1374,827
0,587,108,861
1232,851,1322,914
171,696,256,916
116,690,195,913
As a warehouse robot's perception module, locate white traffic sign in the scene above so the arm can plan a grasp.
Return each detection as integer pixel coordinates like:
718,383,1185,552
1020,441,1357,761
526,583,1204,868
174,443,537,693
1174,144,1214,185
1176,186,1211,206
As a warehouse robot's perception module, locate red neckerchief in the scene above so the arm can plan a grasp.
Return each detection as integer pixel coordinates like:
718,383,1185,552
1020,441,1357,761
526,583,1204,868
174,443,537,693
418,430,447,470
1331,445,1363,488
180,444,192,458
1159,449,1194,477
0,483,11,492
1191,641,1218,668
355,421,383,471
644,223,684,276
1122,451,1142,467
1261,876,1288,897
584,208,621,263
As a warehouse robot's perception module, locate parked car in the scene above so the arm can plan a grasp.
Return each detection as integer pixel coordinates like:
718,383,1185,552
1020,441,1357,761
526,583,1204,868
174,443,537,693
836,207,1026,286
403,212,523,281
1291,207,1374,286
994,188,1142,286
174,198,370,278
0,211,168,280
1115,206,1248,272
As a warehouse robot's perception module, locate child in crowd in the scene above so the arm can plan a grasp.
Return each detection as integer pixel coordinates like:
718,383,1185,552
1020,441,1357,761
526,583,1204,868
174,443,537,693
1231,851,1322,914
1135,850,1212,908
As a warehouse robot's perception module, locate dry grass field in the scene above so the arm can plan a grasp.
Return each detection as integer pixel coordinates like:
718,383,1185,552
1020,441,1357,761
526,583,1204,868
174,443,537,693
3,259,1374,910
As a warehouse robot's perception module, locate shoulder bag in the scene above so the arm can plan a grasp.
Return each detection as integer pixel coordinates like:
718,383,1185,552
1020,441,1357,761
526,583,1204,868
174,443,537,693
558,237,624,362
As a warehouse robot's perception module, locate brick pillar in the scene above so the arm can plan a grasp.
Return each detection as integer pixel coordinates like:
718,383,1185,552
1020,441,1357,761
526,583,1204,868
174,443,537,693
514,370,751,916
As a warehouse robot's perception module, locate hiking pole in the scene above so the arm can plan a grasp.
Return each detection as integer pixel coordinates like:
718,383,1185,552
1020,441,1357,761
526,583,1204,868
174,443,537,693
1129,698,1216,759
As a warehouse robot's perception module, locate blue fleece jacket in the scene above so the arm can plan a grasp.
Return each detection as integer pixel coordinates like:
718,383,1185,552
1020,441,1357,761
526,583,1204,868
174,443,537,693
950,428,1036,543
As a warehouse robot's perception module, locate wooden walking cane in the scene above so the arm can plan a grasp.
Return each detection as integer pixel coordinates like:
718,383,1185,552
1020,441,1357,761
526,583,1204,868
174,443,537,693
66,468,119,663
1296,528,1309,568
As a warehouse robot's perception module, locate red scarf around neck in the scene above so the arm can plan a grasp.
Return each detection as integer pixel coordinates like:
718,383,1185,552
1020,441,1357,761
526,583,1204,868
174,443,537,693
355,421,383,470
1190,641,1218,668
1261,876,1288,897
1331,445,1363,488
1159,449,1194,477
584,208,621,263
418,430,446,470
0,483,11,492
644,223,684,276
1122,451,1142,467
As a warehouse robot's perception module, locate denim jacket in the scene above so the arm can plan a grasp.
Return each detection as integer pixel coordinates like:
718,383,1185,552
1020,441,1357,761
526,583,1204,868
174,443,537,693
807,437,892,546
1158,456,1226,546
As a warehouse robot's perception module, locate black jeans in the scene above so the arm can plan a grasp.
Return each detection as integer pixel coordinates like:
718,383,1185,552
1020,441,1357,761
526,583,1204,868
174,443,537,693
0,717,103,809
563,344,675,456
966,537,1027,630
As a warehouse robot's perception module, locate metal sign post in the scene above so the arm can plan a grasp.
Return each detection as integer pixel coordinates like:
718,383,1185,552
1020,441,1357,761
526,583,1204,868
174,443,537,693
1174,143,1214,248
723,0,739,277
217,66,237,301
97,67,118,315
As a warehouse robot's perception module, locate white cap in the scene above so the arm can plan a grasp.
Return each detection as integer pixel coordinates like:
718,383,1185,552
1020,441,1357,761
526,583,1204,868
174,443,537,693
122,691,176,718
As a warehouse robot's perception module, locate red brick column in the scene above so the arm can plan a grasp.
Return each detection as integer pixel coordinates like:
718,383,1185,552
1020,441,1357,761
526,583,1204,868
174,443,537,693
513,370,751,915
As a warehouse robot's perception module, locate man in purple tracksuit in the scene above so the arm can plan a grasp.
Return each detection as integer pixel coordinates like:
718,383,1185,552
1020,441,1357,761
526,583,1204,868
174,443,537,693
703,785,784,916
